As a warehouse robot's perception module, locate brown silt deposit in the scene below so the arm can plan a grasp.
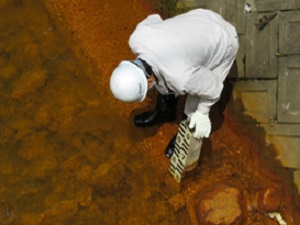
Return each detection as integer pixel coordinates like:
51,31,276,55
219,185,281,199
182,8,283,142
0,0,299,225
254,186,282,213
196,184,246,225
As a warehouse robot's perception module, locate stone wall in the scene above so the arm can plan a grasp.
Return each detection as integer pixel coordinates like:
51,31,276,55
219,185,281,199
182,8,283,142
176,0,300,193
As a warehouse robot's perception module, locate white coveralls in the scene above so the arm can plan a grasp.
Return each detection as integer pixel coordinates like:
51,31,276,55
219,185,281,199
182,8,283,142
129,9,239,116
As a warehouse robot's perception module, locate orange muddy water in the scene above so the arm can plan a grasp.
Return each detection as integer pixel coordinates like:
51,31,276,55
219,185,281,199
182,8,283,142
0,0,299,225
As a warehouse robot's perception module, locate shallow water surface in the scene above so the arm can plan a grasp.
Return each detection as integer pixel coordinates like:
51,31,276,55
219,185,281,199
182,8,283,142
1,1,300,225
0,1,184,224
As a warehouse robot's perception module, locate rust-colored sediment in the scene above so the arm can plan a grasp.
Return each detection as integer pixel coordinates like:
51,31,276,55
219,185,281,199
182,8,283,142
0,0,299,224
44,0,156,89
44,1,300,224
40,0,299,224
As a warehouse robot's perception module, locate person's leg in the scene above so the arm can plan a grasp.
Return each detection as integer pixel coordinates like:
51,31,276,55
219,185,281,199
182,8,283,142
165,95,198,158
134,92,178,127
164,113,188,158
165,134,177,158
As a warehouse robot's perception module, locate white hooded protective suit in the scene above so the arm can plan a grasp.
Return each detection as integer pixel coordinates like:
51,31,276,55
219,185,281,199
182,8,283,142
129,9,238,116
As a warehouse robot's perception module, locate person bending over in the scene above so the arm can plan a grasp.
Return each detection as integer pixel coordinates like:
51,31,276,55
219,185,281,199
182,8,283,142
110,9,239,157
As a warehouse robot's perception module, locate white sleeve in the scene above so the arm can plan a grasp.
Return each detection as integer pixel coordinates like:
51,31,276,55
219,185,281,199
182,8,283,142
184,66,224,114
135,14,162,29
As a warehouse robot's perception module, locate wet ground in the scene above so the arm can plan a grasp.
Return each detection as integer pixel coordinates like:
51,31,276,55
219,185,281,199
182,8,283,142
0,0,299,225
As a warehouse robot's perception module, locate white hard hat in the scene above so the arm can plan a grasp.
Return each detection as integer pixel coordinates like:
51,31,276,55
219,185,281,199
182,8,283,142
110,60,148,102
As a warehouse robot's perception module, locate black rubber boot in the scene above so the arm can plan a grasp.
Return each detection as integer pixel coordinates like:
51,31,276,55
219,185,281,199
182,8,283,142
165,134,177,158
134,93,178,127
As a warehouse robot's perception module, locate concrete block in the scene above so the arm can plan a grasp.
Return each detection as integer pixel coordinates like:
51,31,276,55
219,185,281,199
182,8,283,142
209,0,246,34
245,13,278,78
228,35,245,78
294,170,300,195
232,80,277,123
278,57,300,123
267,136,300,168
236,0,246,34
255,0,297,11
266,124,300,136
279,11,300,55
176,0,209,9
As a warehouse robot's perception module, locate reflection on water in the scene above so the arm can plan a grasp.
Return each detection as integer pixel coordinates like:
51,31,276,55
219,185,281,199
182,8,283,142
0,1,183,224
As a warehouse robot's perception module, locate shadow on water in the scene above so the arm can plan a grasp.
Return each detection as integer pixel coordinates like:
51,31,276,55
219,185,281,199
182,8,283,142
0,1,185,224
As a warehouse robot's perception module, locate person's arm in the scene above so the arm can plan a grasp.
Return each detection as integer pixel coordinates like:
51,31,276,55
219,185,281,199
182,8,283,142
135,14,162,29
183,66,224,139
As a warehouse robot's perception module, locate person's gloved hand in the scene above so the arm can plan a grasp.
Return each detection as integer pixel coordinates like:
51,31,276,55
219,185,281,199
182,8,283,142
188,111,211,139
